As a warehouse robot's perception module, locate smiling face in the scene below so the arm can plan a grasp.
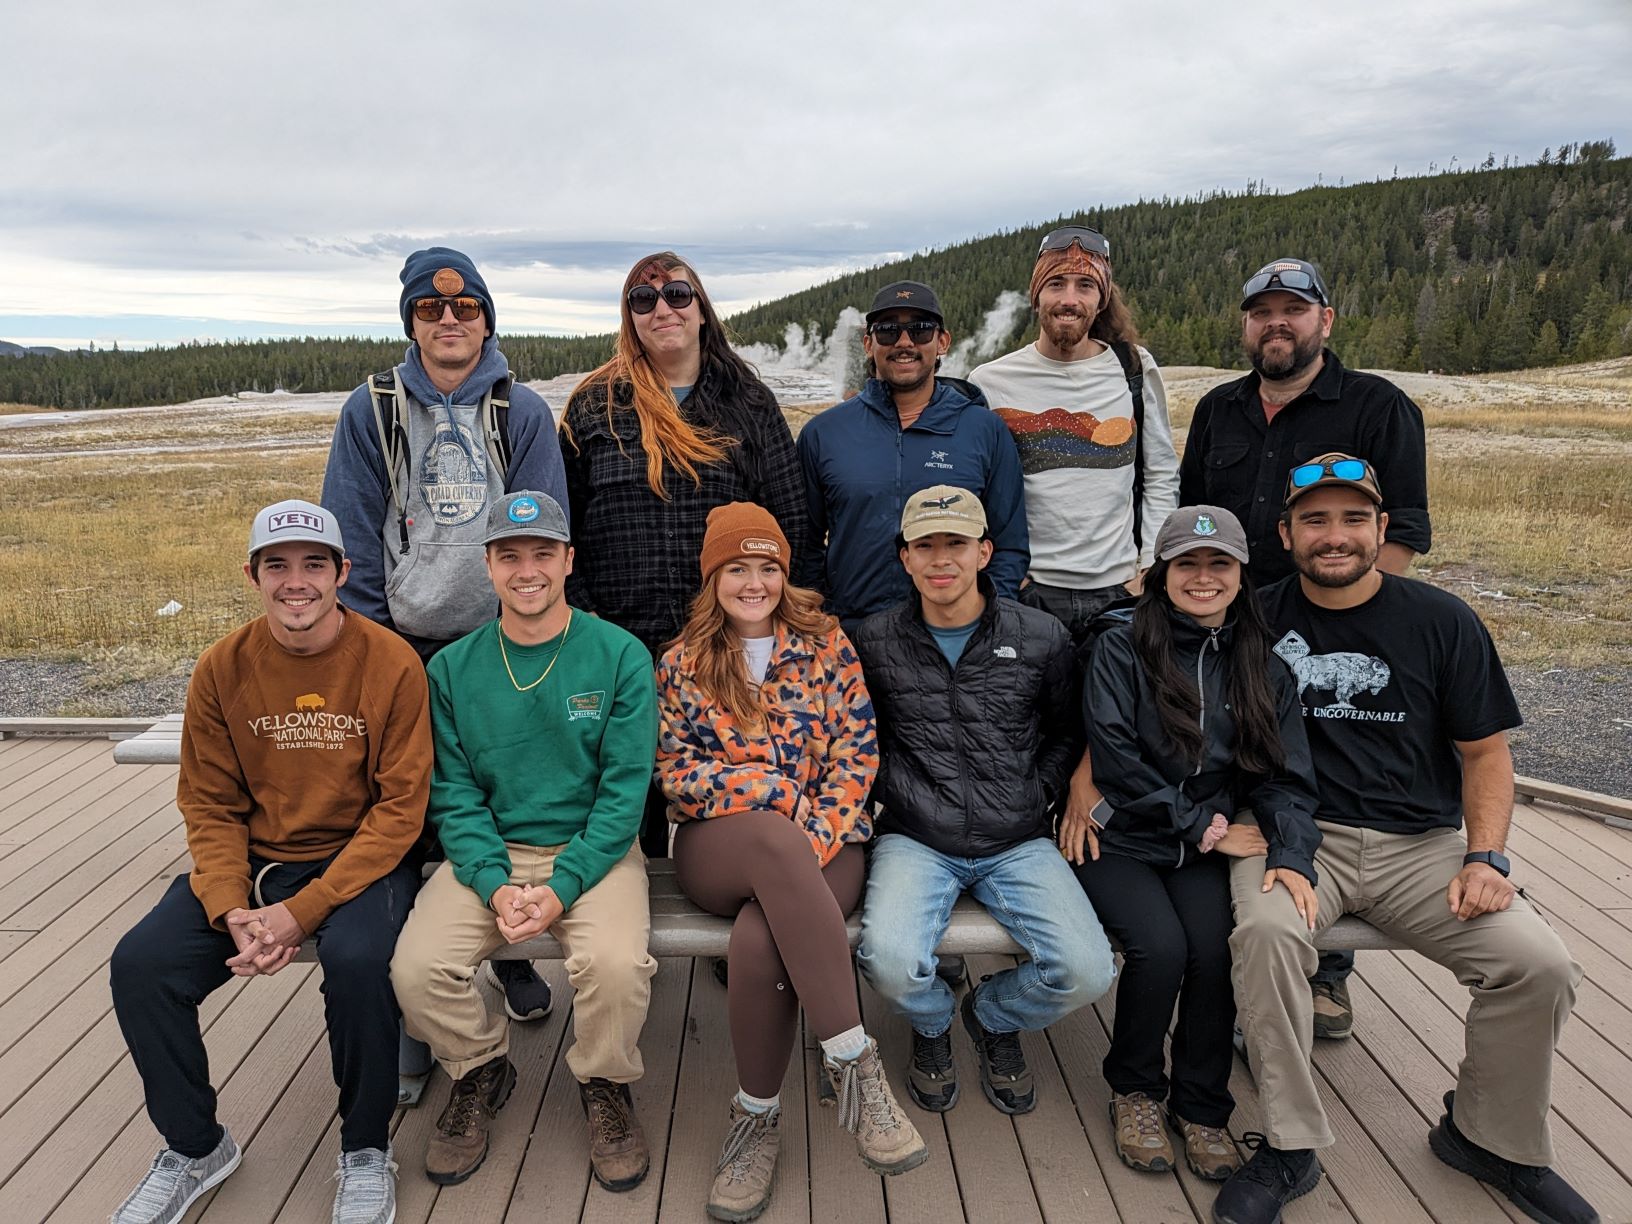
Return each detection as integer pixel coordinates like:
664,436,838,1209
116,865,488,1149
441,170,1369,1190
1036,272,1102,351
715,557,784,638
630,267,703,365
411,297,490,379
1280,486,1388,588
900,531,991,623
485,536,574,633
245,543,349,654
863,308,948,396
1243,290,1333,381
1163,548,1242,627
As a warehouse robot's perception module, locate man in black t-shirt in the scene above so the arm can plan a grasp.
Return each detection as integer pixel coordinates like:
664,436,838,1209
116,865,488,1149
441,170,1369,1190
1211,455,1595,1224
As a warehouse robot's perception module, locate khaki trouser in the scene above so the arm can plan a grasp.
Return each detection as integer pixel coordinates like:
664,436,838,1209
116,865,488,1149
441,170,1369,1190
391,844,657,1083
1228,818,1580,1165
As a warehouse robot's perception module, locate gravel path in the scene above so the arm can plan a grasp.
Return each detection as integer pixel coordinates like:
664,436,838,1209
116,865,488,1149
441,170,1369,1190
2,657,1627,801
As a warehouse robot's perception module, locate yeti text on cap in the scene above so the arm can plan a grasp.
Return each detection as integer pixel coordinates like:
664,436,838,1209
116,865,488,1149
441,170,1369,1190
269,509,326,533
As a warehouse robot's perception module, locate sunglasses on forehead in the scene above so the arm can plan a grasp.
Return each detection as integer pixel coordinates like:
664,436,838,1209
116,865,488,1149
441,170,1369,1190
627,281,697,315
1037,225,1111,259
411,296,484,323
1290,457,1373,488
1243,268,1328,306
868,320,941,345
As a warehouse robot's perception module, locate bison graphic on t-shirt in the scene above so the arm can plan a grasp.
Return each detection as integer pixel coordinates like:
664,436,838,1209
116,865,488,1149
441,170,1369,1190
1273,632,1391,708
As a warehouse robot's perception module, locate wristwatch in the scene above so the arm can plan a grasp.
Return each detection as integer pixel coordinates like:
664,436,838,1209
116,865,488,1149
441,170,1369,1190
1463,850,1511,877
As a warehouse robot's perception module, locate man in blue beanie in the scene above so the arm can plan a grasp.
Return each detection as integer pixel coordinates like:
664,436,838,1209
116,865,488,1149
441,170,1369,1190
322,246,568,1026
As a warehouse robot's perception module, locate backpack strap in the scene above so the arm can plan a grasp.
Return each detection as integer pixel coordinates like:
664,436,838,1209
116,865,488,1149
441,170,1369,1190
481,372,514,480
1109,341,1147,552
368,368,412,556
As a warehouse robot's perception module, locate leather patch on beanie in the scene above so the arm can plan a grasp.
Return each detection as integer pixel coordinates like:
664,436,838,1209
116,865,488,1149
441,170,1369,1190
432,268,465,295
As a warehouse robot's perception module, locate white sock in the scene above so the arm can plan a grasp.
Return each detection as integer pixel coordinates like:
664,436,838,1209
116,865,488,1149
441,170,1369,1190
735,1088,780,1114
820,1024,869,1063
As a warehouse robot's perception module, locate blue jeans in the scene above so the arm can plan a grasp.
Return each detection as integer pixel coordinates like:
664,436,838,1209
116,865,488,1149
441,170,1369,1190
857,834,1115,1036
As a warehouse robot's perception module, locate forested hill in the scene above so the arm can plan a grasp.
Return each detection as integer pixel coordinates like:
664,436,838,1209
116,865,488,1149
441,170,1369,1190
4,145,1628,411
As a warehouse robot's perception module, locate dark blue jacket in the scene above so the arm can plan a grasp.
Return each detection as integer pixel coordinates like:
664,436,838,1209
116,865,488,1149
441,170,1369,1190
794,376,1028,621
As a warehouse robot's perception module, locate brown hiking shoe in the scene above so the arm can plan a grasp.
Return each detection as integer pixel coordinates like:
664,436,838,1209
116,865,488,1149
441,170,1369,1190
580,1078,649,1191
1311,978,1354,1040
1169,1111,1241,1180
706,1099,781,1222
823,1038,929,1176
424,1055,516,1185
1109,1092,1174,1172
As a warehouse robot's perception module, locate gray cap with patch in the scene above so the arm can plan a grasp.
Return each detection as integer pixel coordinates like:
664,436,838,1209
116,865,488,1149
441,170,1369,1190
482,491,570,545
1154,505,1250,564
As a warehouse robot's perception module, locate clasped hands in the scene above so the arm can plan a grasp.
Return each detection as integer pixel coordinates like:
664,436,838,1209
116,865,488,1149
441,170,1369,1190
224,901,305,977
489,883,564,944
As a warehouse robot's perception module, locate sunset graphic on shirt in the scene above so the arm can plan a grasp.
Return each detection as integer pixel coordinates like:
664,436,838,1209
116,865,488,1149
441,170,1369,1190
995,406,1137,474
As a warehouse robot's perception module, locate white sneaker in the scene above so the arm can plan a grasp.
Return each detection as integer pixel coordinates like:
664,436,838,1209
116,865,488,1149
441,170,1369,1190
332,1146,397,1224
110,1127,241,1223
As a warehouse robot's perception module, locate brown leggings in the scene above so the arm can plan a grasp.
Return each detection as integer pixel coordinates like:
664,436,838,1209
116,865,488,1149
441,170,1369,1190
674,811,864,1097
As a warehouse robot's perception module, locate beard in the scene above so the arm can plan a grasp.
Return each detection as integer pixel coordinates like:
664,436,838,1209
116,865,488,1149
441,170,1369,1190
1248,327,1324,381
1040,307,1093,351
1293,539,1378,588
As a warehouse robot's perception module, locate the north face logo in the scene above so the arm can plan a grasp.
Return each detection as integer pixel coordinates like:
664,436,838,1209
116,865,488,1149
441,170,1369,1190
993,645,1017,659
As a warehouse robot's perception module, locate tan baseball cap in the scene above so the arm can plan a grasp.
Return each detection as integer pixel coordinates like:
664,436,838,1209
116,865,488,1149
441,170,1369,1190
900,485,987,542
1283,453,1383,508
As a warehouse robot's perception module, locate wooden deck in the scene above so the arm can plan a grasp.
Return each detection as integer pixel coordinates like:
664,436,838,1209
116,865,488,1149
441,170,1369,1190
0,737,1628,1223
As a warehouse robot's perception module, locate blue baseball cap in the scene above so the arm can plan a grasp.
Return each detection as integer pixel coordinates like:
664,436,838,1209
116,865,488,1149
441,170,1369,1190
482,492,570,546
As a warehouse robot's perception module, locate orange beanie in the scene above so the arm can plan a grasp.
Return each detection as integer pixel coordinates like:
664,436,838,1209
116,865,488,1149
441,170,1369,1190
700,502,791,581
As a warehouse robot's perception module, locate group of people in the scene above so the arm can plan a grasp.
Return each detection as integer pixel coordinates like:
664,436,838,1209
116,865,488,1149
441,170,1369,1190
104,235,1599,1224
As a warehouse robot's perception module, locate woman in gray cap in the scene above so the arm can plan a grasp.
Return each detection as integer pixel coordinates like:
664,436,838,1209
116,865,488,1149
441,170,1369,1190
1069,505,1321,1183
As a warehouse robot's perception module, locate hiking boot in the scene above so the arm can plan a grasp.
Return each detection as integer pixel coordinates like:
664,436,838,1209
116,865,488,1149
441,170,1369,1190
331,1147,397,1224
823,1038,929,1176
111,1128,241,1223
1429,1091,1599,1223
907,1027,959,1112
1310,978,1353,1040
960,986,1035,1114
485,959,553,1022
425,1055,516,1185
580,1078,649,1191
1211,1134,1321,1224
706,1099,781,1222
1109,1091,1174,1172
1170,1112,1241,1181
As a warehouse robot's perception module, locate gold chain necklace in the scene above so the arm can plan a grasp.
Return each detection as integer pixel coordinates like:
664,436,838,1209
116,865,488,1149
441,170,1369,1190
498,609,573,692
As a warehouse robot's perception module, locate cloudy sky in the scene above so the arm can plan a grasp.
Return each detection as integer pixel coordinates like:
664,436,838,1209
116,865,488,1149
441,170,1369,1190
4,0,1629,349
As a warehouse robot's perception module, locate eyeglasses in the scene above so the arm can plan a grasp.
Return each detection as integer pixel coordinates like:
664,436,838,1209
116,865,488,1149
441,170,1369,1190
412,296,484,323
627,281,697,315
868,320,941,345
1242,268,1328,306
1037,225,1111,259
1290,457,1373,488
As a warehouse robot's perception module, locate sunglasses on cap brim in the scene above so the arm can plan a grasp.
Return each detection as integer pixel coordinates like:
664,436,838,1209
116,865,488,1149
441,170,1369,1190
1037,225,1111,259
1289,458,1374,489
412,296,484,323
627,281,697,315
1242,268,1328,306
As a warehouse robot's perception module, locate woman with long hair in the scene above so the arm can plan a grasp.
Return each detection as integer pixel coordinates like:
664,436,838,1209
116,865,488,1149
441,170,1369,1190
656,503,926,1221
1072,505,1321,1183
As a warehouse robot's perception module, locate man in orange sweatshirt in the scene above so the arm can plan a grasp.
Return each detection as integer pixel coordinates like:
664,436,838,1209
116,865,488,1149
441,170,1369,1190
108,500,432,1224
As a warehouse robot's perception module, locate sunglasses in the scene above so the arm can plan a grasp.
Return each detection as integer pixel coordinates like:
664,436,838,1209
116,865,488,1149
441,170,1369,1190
628,281,697,315
1290,457,1373,488
1037,225,1111,259
412,296,484,324
868,320,941,346
1243,268,1328,306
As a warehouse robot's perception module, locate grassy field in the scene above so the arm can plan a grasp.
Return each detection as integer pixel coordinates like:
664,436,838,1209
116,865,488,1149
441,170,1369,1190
0,360,1627,708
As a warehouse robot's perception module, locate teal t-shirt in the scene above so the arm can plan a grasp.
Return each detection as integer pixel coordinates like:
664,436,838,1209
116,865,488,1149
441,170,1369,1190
426,608,658,910
927,618,980,666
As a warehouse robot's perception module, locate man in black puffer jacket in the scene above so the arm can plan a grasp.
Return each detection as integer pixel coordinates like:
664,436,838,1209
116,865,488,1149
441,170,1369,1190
853,485,1115,1120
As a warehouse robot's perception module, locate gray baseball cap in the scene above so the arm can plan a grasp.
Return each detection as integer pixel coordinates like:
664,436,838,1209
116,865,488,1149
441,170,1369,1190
482,491,570,545
1154,505,1250,564
248,499,346,559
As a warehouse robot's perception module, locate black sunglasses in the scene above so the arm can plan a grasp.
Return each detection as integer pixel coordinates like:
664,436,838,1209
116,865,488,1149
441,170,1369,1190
1242,268,1328,306
868,320,941,346
627,281,697,315
1037,225,1111,259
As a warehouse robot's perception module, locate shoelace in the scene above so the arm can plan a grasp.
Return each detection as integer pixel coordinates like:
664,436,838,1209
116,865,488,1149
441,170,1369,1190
1237,1132,1301,1188
835,1057,902,1136
123,1151,198,1213
439,1081,485,1137
913,1031,954,1078
1187,1121,1232,1151
716,1108,777,1178
981,1028,1027,1080
333,1150,398,1216
1125,1095,1165,1142
586,1085,633,1144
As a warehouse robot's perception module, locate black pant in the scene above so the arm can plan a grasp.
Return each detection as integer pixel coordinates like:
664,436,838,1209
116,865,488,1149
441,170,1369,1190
1019,580,1128,652
1074,850,1235,1127
1312,948,1355,985
110,857,415,1156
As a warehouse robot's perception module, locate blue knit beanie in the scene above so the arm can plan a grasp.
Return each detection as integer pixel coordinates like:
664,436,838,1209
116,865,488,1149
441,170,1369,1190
398,247,494,338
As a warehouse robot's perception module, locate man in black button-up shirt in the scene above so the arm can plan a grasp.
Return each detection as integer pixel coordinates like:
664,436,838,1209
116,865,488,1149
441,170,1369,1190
1179,258,1430,587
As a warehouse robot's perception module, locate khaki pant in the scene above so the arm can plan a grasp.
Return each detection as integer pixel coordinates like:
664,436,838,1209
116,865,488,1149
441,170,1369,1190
391,844,657,1083
1228,818,1580,1165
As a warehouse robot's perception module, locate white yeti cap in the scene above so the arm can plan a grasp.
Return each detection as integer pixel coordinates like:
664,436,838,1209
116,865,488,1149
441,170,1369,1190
248,499,346,559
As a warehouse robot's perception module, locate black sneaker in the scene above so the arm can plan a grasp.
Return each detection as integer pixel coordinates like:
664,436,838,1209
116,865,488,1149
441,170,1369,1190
1211,1133,1321,1224
959,984,1034,1114
485,959,553,1022
907,1027,959,1112
1429,1091,1599,1223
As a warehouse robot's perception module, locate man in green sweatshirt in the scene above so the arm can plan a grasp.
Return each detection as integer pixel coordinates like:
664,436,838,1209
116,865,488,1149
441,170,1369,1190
391,490,659,1192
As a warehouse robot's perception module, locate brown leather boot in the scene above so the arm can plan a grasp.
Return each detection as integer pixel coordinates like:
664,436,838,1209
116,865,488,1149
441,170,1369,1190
823,1038,929,1176
1168,1112,1242,1181
580,1078,649,1191
424,1055,515,1185
1109,1091,1174,1173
